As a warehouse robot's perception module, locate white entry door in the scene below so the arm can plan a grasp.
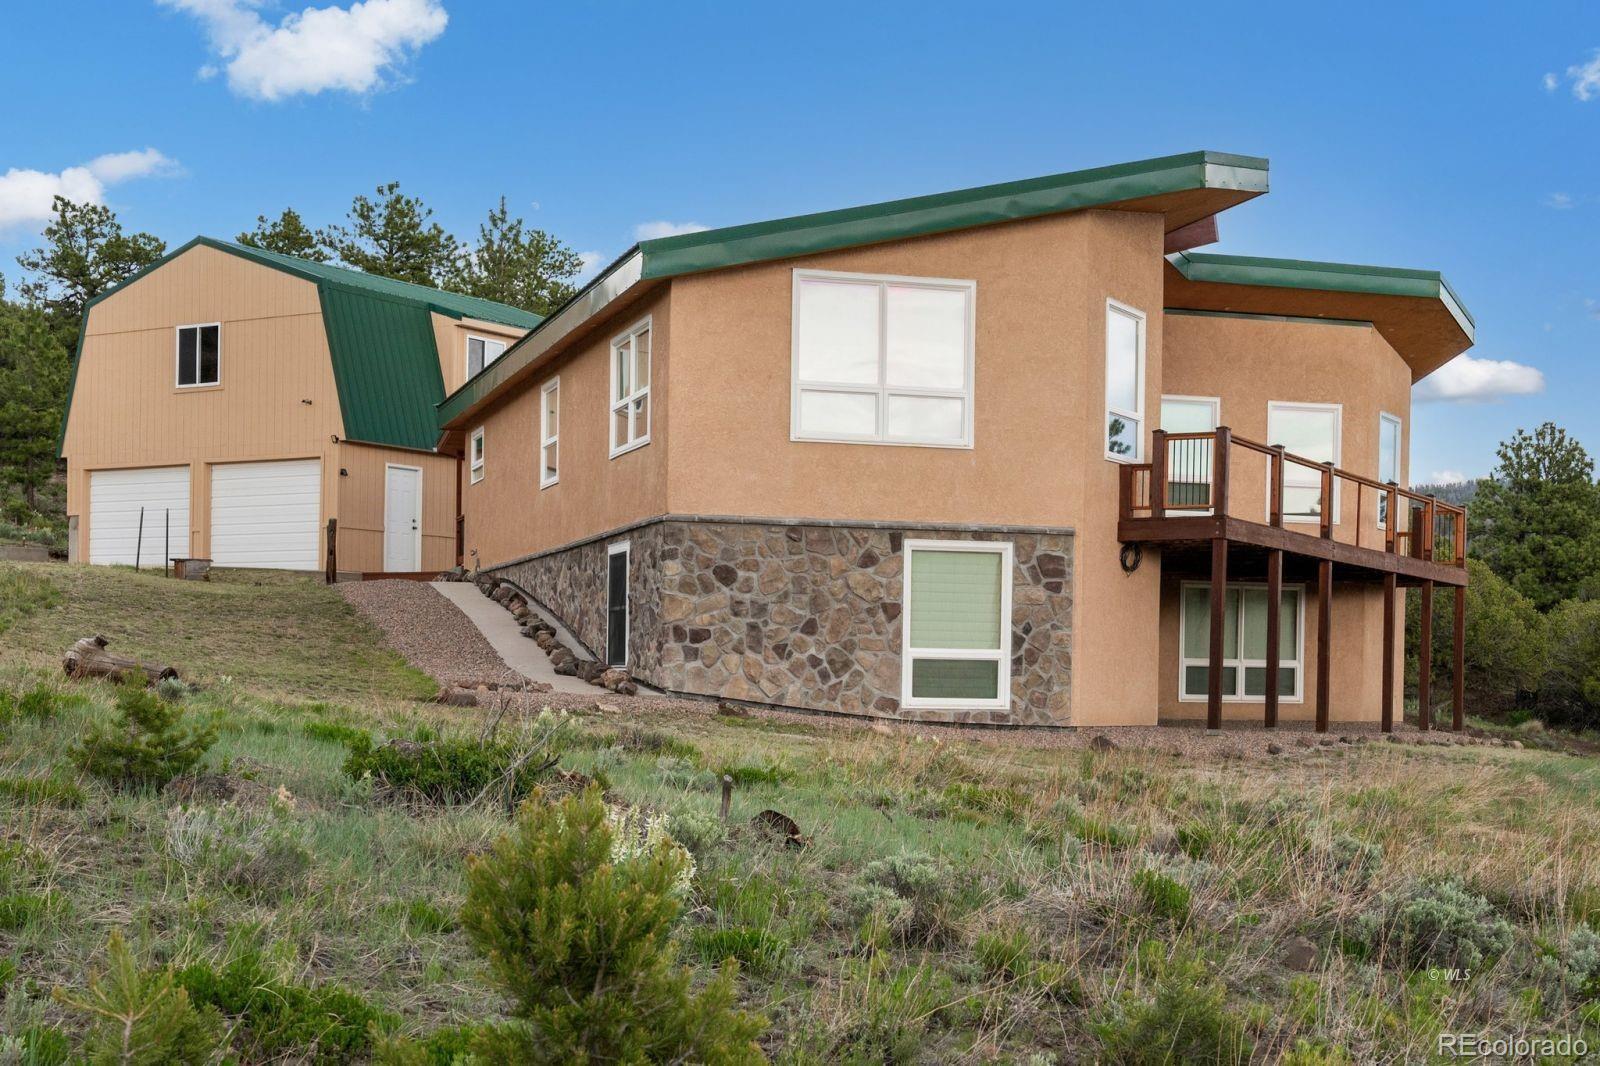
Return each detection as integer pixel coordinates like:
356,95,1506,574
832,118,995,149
89,466,191,566
210,459,322,570
383,465,422,572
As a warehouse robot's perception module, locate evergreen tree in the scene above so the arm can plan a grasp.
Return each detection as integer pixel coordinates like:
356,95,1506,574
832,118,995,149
317,182,460,286
14,197,165,329
447,197,582,315
237,208,326,261
1470,423,1600,610
0,301,70,512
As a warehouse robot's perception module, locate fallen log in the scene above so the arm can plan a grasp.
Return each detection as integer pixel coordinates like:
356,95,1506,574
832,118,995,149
62,636,178,685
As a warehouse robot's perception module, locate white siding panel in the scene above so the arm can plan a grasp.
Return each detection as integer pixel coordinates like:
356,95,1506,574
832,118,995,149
89,466,191,566
210,459,322,570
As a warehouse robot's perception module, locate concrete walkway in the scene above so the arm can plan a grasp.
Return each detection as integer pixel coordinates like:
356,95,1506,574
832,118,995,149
430,582,596,694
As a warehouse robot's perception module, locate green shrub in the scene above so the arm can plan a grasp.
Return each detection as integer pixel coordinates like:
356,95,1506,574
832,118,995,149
0,1026,71,1066
666,806,727,858
973,926,1032,978
343,730,558,807
858,852,962,945
55,930,224,1066
177,949,395,1062
460,787,765,1063
0,566,58,636
70,680,216,790
1542,600,1600,730
0,891,54,931
1328,834,1383,885
164,804,312,899
1535,924,1600,1002
1,684,73,722
304,720,372,748
690,925,791,978
1133,868,1192,923
1408,558,1546,717
720,761,793,787
1094,952,1252,1065
372,1025,484,1065
1355,877,1514,971
155,676,188,703
0,775,85,807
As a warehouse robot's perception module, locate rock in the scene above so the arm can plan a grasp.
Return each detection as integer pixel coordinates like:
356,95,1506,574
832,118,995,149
1318,737,1336,747
598,668,631,691
750,809,808,849
716,701,750,718
1267,742,1284,755
1296,737,1313,748
435,687,477,707
1509,740,1524,750
1089,735,1117,753
491,585,512,604
616,680,638,696
553,658,577,676
1338,735,1354,744
576,660,605,683
1387,734,1402,743
1280,936,1318,971
510,602,530,621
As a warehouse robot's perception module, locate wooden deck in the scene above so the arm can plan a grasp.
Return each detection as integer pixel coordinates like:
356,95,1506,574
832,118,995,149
1118,426,1467,734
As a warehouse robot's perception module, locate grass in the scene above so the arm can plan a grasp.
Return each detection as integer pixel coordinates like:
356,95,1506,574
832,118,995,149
0,565,60,636
0,566,1598,1062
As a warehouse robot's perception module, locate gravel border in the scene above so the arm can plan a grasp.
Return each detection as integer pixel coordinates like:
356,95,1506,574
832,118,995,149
339,580,524,689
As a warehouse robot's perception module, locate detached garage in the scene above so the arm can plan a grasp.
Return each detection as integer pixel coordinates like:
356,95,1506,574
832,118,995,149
88,467,192,566
210,460,322,570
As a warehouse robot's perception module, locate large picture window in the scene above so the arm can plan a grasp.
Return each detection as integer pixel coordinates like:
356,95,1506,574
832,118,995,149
1179,583,1303,702
792,270,975,447
1105,300,1145,460
901,540,1012,709
176,323,221,387
610,318,651,457
1268,401,1342,523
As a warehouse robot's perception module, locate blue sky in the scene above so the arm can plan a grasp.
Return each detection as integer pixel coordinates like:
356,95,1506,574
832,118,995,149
2,1,1595,482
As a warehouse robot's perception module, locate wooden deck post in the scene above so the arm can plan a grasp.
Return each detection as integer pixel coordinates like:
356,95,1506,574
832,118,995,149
1208,536,1228,734
324,517,338,585
1316,559,1332,733
1265,549,1282,728
1320,462,1335,540
1452,585,1466,732
1150,429,1168,519
1418,579,1434,730
1381,572,1396,733
1269,446,1286,528
1212,425,1232,518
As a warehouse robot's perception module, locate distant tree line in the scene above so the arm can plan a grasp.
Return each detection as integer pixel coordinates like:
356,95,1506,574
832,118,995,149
1,186,583,536
1411,422,1600,731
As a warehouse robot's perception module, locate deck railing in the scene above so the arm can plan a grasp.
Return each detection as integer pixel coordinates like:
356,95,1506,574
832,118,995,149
1118,427,1467,569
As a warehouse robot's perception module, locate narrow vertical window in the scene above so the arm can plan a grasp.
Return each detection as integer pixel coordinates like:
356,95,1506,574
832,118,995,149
1267,402,1342,523
467,336,507,379
1105,301,1144,460
1378,412,1402,525
901,540,1012,709
470,427,485,484
540,379,560,488
176,324,221,387
610,318,651,457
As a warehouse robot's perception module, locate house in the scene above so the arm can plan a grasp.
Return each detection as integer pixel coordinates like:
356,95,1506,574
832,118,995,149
437,150,1473,731
59,238,538,574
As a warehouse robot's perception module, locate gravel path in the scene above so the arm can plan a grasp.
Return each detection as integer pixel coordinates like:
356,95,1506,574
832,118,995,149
339,580,524,688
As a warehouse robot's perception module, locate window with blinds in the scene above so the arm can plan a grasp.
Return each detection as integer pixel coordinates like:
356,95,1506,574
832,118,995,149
902,541,1012,708
1179,583,1303,701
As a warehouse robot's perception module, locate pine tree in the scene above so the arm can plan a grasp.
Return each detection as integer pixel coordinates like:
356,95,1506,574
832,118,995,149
448,197,583,315
237,208,326,261
15,197,165,329
317,182,460,287
54,930,223,1065
0,301,69,512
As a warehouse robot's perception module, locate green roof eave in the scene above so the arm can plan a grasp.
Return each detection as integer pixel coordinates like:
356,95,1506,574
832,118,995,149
1166,250,1475,341
637,150,1269,280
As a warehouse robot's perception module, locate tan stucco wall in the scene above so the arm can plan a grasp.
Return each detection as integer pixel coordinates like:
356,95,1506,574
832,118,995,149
459,291,671,568
334,442,459,572
433,314,530,396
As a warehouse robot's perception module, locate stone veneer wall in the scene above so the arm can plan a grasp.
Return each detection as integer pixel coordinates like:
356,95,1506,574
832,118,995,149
490,517,1074,727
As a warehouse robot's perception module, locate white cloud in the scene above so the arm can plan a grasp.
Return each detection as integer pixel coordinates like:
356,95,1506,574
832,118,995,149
1545,191,1575,209
1553,49,1600,100
1544,71,1560,92
159,0,448,101
0,148,178,229
634,220,709,240
1414,355,1546,403
575,250,607,280
1429,470,1470,484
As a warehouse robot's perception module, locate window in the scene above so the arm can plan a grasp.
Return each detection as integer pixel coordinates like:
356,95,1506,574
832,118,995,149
1105,300,1145,460
1378,412,1402,524
1179,583,1304,702
792,269,975,447
469,427,485,484
610,318,651,456
540,379,559,488
467,336,507,379
176,324,220,387
901,540,1012,709
1160,395,1220,511
1267,402,1341,523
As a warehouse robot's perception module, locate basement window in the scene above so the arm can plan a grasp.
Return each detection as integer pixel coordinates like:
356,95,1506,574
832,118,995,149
176,323,220,387
540,378,559,488
901,540,1012,709
792,270,975,447
467,335,507,379
1179,583,1304,702
470,427,485,484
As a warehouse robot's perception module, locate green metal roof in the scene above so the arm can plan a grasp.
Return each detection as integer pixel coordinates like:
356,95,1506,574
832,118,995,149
438,150,1268,428
1166,250,1475,337
60,237,540,453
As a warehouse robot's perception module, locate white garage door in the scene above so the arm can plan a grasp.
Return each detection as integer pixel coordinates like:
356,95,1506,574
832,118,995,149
210,460,322,570
89,466,191,566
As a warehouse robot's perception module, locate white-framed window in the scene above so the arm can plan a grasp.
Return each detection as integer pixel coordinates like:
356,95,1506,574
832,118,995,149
1105,299,1145,461
791,269,975,448
1267,401,1342,524
901,539,1012,710
1178,582,1304,702
469,426,485,484
1378,412,1402,525
176,323,221,388
540,378,560,489
466,335,507,379
1160,395,1220,512
609,317,651,457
